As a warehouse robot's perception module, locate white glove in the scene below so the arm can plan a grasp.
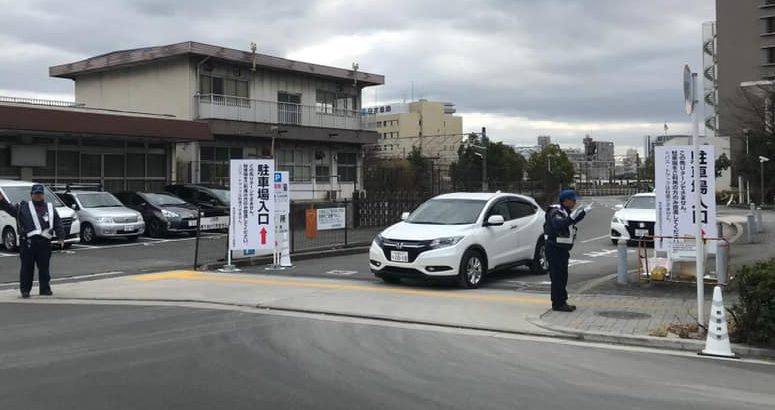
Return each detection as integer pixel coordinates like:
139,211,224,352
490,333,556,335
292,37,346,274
570,205,592,221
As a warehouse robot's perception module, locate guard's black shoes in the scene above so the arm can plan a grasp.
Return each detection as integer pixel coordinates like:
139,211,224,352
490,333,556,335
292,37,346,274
552,304,575,312
567,304,577,311
21,292,30,299
39,289,53,296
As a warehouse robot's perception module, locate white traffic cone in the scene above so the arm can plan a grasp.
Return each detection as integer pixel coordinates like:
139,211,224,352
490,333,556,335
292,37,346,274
699,286,738,358
280,231,292,267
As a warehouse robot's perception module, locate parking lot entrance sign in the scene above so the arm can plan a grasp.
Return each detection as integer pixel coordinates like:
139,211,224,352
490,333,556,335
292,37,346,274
228,160,275,252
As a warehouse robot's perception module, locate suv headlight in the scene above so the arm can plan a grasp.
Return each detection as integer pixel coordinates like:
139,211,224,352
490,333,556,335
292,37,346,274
429,236,464,249
612,216,626,225
96,217,114,223
374,234,384,247
161,209,180,219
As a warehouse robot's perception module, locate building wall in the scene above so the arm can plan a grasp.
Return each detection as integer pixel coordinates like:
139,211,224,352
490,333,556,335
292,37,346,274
716,0,775,151
373,100,462,163
75,57,195,119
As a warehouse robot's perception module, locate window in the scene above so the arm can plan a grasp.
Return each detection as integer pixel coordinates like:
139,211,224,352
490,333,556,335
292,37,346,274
104,154,124,178
127,154,145,177
58,151,79,177
488,201,511,220
147,154,166,178
278,92,302,125
767,17,775,34
507,201,537,219
199,75,249,106
278,149,312,182
315,165,330,183
316,90,335,114
59,194,76,208
0,147,14,177
337,152,357,183
766,47,775,64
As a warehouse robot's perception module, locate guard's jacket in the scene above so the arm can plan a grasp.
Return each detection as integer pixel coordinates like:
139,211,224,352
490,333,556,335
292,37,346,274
543,204,585,250
0,199,64,242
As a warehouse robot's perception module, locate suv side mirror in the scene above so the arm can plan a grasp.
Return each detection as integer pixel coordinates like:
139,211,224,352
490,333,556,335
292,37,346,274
400,212,410,221
486,215,505,226
70,204,79,211
614,204,624,210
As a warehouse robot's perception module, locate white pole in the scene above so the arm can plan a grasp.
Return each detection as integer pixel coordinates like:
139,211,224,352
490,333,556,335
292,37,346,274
691,72,705,327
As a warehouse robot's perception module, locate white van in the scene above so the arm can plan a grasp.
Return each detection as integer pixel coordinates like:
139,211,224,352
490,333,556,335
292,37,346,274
0,180,81,251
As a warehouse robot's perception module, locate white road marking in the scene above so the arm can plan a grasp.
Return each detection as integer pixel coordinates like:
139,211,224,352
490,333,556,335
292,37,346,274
326,269,359,276
583,249,619,258
580,234,610,244
568,259,594,267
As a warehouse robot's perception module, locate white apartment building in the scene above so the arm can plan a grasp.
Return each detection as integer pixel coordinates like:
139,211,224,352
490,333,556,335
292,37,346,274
49,41,385,200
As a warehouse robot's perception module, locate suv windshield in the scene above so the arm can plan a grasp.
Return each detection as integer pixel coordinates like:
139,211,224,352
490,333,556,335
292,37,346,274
144,193,187,207
1,185,64,207
626,196,655,209
77,192,124,208
406,199,487,225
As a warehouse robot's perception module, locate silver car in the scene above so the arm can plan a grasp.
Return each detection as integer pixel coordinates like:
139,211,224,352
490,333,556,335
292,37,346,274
57,191,145,243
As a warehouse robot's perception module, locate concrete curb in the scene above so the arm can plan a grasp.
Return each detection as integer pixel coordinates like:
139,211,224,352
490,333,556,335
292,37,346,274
198,245,370,271
527,315,775,360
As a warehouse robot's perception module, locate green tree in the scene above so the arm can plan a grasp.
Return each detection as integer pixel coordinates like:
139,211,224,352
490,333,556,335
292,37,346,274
526,145,575,186
449,139,526,191
715,152,731,178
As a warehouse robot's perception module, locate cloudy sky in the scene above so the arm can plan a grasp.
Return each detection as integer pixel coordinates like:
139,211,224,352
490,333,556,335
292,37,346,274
0,0,714,153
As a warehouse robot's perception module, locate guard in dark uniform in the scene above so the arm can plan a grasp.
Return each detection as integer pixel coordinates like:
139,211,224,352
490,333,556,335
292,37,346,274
0,184,64,298
544,190,590,312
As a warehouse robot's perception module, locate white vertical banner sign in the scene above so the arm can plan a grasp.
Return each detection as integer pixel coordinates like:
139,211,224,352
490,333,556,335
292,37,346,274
274,171,292,267
655,145,717,254
229,159,274,251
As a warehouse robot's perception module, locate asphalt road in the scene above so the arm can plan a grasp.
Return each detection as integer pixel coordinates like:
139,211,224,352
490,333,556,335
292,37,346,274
0,303,771,410
247,196,635,291
0,196,633,291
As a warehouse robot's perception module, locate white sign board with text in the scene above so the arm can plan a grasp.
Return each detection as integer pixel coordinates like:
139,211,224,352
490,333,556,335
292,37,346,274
654,145,717,253
229,159,274,251
317,207,346,230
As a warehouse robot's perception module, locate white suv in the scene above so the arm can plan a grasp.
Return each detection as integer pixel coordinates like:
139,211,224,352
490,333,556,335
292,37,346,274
369,192,547,288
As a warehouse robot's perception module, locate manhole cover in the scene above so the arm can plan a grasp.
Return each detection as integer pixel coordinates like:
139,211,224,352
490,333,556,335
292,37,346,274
595,311,651,320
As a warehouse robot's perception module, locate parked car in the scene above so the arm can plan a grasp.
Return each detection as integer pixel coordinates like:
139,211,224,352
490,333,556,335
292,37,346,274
115,192,199,238
164,184,229,230
369,192,547,289
56,190,145,243
610,192,656,245
0,179,80,251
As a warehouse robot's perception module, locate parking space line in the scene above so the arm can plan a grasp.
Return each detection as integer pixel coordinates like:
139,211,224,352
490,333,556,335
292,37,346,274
132,270,551,305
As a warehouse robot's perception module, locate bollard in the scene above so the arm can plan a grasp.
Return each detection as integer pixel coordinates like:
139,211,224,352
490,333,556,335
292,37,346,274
716,239,729,285
755,207,763,233
747,213,755,243
617,238,628,285
716,221,724,239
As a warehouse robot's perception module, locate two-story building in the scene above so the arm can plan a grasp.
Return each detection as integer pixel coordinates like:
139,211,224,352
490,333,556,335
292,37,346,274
49,41,385,200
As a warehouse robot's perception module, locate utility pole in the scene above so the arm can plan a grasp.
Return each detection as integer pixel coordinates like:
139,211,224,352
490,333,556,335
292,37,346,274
481,127,488,192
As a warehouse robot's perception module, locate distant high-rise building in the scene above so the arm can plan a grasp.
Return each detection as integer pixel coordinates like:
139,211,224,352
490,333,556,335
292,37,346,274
537,135,551,149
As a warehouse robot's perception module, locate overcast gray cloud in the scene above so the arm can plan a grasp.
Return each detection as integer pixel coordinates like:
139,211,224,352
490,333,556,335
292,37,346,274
0,0,714,151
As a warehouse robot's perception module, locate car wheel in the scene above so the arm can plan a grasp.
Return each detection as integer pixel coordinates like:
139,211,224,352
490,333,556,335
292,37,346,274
81,223,97,244
2,227,17,252
529,239,549,275
457,249,486,289
147,219,165,238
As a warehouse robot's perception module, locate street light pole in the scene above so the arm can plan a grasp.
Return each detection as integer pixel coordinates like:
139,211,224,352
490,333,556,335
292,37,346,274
761,156,771,204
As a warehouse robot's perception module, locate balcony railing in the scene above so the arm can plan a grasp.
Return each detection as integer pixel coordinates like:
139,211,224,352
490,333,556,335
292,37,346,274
196,94,375,131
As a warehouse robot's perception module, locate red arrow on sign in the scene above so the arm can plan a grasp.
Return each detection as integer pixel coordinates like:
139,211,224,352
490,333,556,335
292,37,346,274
260,227,267,245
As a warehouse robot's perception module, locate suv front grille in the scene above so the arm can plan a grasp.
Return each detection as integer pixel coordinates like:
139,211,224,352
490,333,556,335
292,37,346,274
380,239,431,263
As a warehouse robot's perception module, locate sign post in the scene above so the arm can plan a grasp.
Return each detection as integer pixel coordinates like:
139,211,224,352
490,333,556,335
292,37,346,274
685,64,705,327
225,159,275,271
267,171,291,269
